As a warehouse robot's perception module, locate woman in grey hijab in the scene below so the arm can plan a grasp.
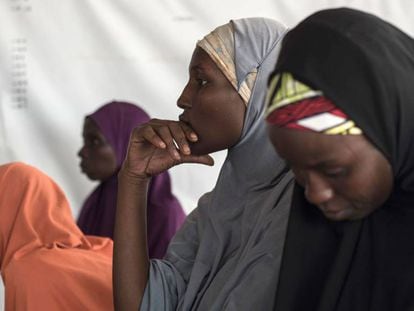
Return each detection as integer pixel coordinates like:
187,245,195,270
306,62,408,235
114,18,293,311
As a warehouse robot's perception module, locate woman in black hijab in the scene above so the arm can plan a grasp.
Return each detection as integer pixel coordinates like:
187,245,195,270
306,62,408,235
265,8,414,311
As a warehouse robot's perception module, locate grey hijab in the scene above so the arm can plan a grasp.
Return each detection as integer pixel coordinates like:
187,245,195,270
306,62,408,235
141,18,293,311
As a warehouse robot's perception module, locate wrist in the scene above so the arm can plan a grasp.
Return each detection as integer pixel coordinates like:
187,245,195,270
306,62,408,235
118,168,151,186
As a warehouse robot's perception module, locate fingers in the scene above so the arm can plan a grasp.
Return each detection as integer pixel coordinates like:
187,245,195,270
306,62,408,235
125,119,212,179
132,119,204,163
169,122,191,156
157,125,184,160
144,119,197,159
178,121,198,143
180,154,215,166
138,125,166,149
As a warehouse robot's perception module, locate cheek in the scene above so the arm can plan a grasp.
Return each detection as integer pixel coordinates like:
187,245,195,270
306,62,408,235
191,90,244,146
363,159,393,204
337,157,393,207
195,91,234,121
337,176,373,203
214,90,245,136
95,148,117,169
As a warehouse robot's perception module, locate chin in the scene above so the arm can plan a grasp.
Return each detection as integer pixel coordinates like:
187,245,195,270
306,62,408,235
189,142,217,156
323,212,349,222
84,172,99,181
189,136,232,156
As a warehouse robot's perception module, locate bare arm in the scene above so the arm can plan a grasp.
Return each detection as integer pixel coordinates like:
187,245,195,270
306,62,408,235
113,170,150,310
113,119,214,311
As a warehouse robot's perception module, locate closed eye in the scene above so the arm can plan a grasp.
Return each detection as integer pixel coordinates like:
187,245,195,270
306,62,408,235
322,168,347,178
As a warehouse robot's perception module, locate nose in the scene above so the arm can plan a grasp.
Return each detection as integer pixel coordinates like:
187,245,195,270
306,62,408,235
177,82,193,110
78,145,87,159
304,172,334,206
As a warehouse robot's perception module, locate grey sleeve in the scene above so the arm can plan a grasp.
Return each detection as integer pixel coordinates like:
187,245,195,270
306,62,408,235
139,259,186,311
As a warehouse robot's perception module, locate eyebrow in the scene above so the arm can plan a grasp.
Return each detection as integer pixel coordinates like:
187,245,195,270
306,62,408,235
191,60,218,73
190,64,207,73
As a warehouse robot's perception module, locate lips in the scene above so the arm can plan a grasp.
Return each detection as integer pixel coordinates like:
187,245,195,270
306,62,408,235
178,114,191,126
80,162,87,172
320,204,343,214
319,203,352,221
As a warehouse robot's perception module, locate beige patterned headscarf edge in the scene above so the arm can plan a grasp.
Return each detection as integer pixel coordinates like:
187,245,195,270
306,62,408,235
197,22,257,106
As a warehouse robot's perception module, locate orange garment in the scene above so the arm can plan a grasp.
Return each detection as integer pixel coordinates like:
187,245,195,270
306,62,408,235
0,162,113,311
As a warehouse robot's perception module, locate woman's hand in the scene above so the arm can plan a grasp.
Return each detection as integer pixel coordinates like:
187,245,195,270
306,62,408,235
121,119,214,180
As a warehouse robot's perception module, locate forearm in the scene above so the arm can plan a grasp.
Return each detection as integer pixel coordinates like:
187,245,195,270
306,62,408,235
113,169,150,311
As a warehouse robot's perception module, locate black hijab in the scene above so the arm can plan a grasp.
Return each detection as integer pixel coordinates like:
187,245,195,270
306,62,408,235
271,8,414,311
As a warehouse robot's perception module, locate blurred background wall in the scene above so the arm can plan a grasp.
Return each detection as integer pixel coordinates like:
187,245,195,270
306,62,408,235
1,0,413,308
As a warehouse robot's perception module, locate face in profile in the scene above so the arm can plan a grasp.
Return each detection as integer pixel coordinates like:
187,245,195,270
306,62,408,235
78,117,117,181
177,47,246,155
268,127,394,221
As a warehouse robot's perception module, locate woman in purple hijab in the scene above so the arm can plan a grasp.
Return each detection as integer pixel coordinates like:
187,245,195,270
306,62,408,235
77,101,185,259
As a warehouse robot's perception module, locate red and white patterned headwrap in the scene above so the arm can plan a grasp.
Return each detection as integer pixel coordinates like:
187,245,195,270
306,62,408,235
266,72,362,135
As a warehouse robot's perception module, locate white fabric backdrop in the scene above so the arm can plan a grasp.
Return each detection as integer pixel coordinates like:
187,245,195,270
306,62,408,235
1,0,414,308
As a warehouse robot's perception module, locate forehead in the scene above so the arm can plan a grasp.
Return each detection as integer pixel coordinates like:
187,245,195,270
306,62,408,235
268,126,367,167
83,117,103,135
189,47,220,74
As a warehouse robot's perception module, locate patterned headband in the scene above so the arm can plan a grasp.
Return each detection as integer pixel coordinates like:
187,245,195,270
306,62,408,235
197,23,257,106
266,72,362,135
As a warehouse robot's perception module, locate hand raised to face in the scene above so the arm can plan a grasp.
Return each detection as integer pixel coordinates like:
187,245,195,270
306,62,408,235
121,119,214,181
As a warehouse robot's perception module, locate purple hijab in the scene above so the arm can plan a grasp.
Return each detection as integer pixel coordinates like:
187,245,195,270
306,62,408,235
77,101,186,259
